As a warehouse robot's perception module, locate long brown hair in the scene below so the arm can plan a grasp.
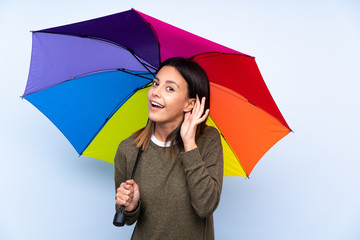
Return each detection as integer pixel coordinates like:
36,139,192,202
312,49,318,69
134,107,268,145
132,57,210,156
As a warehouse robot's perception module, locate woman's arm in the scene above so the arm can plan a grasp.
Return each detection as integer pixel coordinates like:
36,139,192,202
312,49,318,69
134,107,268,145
180,127,223,218
114,142,141,225
180,96,223,218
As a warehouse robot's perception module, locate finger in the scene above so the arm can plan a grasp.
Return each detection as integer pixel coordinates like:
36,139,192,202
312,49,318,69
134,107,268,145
195,95,201,113
119,182,127,188
199,97,206,116
118,184,134,197
124,182,135,191
133,182,139,191
116,198,130,206
115,189,134,200
194,96,205,118
191,95,199,114
123,183,132,190
190,95,199,118
116,195,124,205
201,97,206,109
124,180,135,192
117,183,127,193
121,187,134,199
121,189,134,199
183,111,190,122
116,193,133,205
118,183,130,192
197,108,210,124
126,179,135,185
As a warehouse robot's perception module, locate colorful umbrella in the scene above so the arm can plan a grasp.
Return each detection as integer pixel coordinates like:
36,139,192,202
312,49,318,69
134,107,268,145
22,9,291,177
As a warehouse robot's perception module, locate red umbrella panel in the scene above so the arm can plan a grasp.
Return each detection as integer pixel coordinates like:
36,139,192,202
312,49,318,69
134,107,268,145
23,9,291,177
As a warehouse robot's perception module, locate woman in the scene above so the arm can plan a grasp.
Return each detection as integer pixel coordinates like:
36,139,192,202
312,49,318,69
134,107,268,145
114,57,223,239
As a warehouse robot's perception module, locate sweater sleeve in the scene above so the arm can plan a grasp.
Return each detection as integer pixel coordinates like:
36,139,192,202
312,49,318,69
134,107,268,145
114,142,141,225
179,127,223,218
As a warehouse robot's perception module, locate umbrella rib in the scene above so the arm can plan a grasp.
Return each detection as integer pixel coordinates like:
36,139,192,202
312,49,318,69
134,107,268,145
78,34,158,73
129,51,156,77
132,9,162,67
210,83,250,103
80,35,157,73
211,83,271,110
70,68,153,81
35,31,157,73
116,68,154,80
22,68,153,98
36,31,130,51
78,90,135,156
190,52,254,61
79,85,151,156
211,83,292,133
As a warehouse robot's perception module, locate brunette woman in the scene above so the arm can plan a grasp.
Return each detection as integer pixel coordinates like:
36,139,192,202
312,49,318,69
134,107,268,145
114,57,223,239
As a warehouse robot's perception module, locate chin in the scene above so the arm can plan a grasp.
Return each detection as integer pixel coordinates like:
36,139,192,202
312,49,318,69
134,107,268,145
148,113,161,123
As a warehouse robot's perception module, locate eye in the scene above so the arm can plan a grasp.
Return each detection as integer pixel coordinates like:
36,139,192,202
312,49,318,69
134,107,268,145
152,80,159,87
167,86,174,92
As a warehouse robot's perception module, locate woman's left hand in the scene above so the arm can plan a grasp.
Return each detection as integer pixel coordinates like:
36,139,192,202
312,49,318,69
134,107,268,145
181,95,209,152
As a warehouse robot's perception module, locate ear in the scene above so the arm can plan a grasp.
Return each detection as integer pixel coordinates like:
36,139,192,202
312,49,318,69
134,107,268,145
183,98,196,113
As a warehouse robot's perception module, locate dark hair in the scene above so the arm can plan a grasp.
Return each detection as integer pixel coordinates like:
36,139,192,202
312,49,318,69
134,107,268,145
133,57,210,155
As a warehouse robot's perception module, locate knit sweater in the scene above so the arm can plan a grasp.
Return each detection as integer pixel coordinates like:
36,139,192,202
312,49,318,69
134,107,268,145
114,126,223,240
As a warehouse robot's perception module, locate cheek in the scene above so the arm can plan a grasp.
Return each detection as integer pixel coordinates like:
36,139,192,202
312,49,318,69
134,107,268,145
168,95,187,112
147,88,152,100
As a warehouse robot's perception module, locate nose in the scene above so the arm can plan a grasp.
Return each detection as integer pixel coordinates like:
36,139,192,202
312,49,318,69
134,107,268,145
152,86,161,97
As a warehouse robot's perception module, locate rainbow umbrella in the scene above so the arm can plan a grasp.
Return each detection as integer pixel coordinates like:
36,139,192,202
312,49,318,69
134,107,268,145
22,9,291,177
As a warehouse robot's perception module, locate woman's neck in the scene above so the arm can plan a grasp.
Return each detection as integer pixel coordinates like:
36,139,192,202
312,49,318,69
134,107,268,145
153,121,180,142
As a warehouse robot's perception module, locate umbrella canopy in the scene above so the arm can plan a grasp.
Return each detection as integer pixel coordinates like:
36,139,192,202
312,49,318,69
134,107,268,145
23,9,291,177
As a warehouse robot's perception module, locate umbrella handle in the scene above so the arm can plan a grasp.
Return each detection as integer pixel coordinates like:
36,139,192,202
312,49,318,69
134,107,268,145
113,147,142,227
113,206,127,226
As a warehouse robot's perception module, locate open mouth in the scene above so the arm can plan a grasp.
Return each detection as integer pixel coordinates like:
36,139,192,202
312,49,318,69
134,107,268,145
150,101,164,109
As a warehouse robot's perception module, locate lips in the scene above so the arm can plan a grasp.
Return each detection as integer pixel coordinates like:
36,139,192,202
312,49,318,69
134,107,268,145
150,101,164,109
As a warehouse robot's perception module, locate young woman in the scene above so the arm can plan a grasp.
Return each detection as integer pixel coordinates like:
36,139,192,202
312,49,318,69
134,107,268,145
114,57,223,239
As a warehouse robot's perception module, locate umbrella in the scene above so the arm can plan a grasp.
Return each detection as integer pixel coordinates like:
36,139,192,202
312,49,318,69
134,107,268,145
22,8,291,177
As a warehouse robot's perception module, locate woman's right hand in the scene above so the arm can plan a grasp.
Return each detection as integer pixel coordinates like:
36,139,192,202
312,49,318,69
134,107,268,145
116,179,140,212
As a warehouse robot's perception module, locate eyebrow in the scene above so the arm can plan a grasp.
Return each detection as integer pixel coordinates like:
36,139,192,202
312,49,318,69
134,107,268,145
154,76,180,88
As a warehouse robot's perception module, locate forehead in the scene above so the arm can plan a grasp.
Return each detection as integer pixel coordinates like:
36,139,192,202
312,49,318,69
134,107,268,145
155,66,188,87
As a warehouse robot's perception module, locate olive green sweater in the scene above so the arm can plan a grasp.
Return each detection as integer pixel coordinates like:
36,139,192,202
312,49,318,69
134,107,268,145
114,126,223,240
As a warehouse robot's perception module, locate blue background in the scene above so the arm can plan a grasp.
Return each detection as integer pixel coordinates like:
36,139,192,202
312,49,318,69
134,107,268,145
1,0,360,239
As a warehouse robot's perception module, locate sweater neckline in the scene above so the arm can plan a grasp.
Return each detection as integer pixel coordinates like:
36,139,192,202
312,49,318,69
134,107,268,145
151,134,171,148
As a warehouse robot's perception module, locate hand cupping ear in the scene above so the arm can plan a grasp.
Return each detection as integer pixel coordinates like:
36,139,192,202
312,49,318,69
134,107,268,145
181,95,209,152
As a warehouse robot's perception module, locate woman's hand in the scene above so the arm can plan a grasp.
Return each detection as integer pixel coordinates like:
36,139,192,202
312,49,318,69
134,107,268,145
181,95,209,152
116,179,140,212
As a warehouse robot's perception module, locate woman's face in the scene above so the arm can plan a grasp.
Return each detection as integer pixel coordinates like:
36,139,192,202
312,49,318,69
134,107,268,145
147,66,194,126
